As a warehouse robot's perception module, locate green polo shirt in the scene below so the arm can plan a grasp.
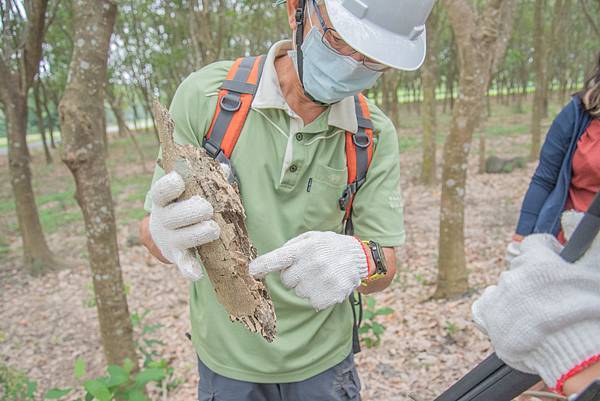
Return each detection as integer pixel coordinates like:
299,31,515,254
144,40,405,383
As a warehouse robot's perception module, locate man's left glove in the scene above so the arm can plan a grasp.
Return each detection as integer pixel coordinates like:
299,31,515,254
472,212,600,393
149,172,221,281
249,231,369,311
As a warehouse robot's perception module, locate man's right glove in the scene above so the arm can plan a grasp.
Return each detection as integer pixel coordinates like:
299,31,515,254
472,212,600,394
248,231,369,311
149,171,220,281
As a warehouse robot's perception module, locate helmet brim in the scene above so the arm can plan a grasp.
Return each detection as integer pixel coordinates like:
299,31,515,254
324,0,427,71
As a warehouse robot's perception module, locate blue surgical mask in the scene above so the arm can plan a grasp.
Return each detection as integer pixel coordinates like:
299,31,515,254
290,26,382,105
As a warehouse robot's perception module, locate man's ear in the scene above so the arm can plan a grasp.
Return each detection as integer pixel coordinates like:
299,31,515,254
287,0,300,30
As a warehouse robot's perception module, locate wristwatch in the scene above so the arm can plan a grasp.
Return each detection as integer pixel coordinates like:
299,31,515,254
361,240,388,281
571,379,600,401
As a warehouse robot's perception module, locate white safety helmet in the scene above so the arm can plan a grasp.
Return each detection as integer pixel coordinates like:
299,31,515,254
324,0,437,71
276,0,437,71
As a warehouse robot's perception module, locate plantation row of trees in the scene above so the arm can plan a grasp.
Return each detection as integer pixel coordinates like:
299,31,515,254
0,0,599,374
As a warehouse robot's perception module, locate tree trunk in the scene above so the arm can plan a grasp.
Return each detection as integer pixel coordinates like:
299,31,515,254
478,131,486,174
59,0,137,367
40,82,57,149
140,88,160,141
33,82,53,164
380,73,400,127
435,0,516,299
581,0,600,37
390,80,401,128
0,0,56,274
545,0,571,118
419,8,440,186
107,87,147,172
529,0,545,161
110,99,128,138
152,101,277,342
4,95,56,274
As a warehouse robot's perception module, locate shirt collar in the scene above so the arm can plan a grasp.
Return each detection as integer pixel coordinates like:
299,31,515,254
252,39,358,134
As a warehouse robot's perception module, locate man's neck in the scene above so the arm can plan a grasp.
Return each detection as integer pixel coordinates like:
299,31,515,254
274,53,326,126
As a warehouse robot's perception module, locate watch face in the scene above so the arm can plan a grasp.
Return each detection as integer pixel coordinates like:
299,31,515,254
371,241,387,275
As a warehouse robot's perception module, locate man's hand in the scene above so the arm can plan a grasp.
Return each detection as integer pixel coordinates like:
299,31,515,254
472,212,600,393
249,231,369,311
148,171,220,281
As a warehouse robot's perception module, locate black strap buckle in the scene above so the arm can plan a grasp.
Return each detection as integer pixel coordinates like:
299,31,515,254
353,133,371,149
203,139,221,158
202,139,239,186
295,7,304,23
339,186,352,211
339,183,359,211
220,92,242,112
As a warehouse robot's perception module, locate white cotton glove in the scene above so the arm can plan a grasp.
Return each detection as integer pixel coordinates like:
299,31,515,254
149,171,221,281
505,240,522,264
472,211,600,391
249,231,369,311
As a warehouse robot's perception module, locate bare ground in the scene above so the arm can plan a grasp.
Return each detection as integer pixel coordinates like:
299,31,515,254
0,101,555,400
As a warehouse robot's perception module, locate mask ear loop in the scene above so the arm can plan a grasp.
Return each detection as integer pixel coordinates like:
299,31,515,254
294,0,306,84
294,0,328,105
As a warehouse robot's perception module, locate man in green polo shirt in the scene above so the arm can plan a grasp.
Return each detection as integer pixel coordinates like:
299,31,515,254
140,0,436,399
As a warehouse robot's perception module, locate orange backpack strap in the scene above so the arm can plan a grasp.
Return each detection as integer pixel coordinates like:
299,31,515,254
203,56,266,172
340,94,374,234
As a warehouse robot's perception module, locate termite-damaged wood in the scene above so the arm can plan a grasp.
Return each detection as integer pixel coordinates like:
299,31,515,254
152,100,277,342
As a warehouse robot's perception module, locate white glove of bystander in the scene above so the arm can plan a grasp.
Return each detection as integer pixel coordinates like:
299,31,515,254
249,231,369,311
149,171,220,281
472,211,600,392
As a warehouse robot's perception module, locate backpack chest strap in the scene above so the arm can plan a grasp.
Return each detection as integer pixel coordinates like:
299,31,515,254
340,94,374,221
203,56,266,162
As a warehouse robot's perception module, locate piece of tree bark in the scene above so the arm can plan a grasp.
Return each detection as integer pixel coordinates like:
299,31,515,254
152,100,277,343
59,0,137,367
435,0,517,299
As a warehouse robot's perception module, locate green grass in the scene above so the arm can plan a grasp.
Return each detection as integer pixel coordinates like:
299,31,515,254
0,189,76,213
111,174,151,200
0,132,62,148
484,124,529,138
0,198,15,214
0,236,9,259
121,208,147,222
2,188,81,234
0,119,155,149
0,167,151,235
399,136,420,151
39,210,83,234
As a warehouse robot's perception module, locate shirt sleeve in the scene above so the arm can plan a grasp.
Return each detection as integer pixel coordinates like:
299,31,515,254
515,99,578,236
143,61,232,212
351,100,405,248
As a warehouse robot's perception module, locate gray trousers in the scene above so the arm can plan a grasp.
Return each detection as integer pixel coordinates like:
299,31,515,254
197,353,362,401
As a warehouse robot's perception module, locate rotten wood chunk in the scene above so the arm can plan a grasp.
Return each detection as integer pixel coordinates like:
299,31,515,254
152,100,277,342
